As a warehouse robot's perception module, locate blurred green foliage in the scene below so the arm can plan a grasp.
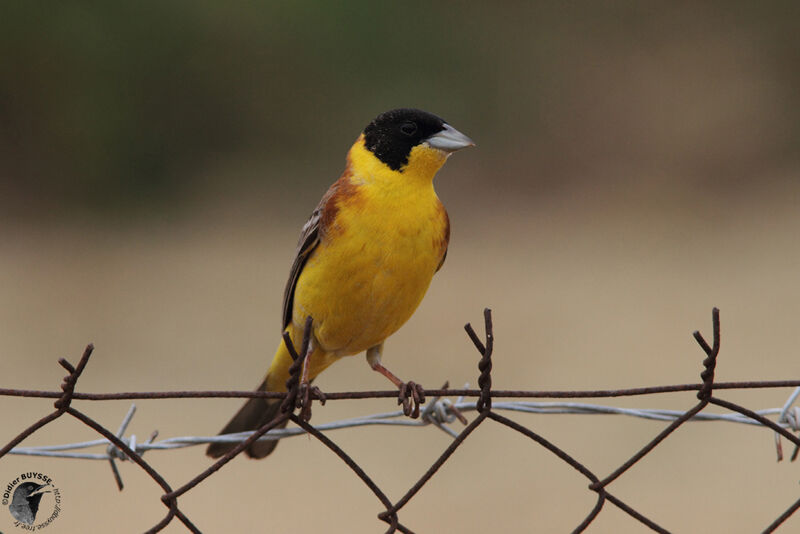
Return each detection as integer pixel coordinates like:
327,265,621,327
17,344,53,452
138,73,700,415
1,2,798,218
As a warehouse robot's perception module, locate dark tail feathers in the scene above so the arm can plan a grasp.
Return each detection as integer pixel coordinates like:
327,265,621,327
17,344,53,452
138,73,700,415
206,377,288,459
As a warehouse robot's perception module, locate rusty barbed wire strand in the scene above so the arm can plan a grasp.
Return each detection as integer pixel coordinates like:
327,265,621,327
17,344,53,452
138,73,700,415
9,380,800,401
3,307,800,532
9,380,800,403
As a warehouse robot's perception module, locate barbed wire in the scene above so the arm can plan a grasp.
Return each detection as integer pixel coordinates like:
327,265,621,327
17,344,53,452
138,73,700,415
2,307,800,533
8,396,800,460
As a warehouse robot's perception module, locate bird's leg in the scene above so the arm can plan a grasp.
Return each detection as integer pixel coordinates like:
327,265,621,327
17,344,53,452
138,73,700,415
367,345,425,418
300,338,313,387
297,337,315,421
366,345,403,387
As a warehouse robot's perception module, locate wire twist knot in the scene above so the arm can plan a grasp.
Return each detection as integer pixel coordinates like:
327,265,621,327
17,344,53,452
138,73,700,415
465,308,494,412
694,308,720,401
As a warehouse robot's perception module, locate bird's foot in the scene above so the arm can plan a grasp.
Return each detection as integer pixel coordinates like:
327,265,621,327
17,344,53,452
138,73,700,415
296,383,326,422
397,381,425,418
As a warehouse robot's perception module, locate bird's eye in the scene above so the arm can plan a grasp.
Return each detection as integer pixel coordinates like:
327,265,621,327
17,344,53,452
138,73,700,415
400,122,417,136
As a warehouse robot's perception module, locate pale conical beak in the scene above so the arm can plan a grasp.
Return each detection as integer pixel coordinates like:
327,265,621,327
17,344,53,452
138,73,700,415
29,484,50,497
425,124,475,153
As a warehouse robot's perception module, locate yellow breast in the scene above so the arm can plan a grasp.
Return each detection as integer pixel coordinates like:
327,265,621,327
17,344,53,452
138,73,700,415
292,138,449,355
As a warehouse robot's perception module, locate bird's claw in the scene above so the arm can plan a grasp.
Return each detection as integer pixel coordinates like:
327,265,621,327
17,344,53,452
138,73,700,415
296,383,326,421
397,381,425,418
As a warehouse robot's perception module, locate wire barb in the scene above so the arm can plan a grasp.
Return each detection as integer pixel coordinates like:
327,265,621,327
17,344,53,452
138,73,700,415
694,307,720,400
106,404,138,490
465,308,494,413
774,386,800,461
54,343,94,411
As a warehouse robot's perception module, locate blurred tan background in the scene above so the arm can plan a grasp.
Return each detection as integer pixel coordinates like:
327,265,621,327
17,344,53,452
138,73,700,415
2,2,800,532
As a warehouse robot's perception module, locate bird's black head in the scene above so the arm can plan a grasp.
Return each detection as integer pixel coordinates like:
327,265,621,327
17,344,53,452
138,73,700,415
363,108,447,171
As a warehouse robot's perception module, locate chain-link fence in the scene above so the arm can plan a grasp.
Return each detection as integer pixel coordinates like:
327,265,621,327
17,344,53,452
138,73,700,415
3,308,800,533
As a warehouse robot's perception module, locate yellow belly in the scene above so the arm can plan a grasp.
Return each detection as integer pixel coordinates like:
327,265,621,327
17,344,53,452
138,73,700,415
292,184,447,356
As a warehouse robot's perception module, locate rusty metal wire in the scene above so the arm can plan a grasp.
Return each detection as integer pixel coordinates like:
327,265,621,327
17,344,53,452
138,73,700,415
3,307,800,533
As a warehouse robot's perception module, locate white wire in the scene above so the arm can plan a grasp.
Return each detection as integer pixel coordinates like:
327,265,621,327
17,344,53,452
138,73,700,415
6,398,798,460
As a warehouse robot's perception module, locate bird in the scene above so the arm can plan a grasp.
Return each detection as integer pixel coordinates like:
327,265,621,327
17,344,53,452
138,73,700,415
9,482,50,525
207,108,474,459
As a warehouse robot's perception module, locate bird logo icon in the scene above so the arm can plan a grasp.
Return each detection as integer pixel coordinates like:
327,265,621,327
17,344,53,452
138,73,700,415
8,482,51,525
